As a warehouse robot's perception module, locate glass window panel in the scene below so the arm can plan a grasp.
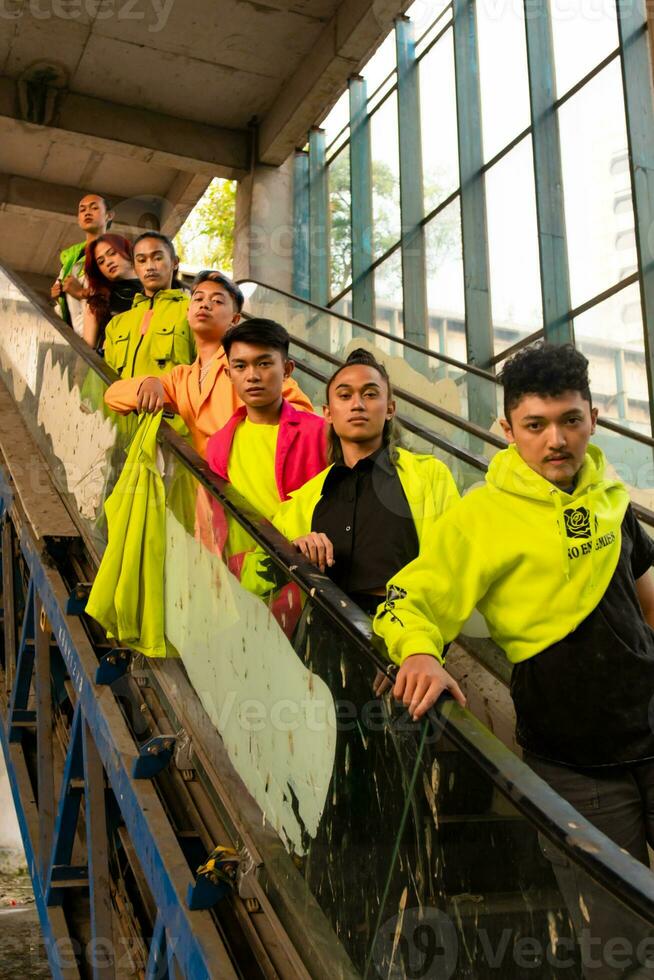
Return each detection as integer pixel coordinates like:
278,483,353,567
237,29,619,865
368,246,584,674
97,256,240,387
370,92,401,258
374,249,404,354
574,281,649,437
559,60,636,308
367,74,397,115
362,31,397,98
477,0,531,162
419,27,459,211
330,288,352,320
415,3,454,58
551,0,619,98
406,0,451,40
485,135,543,355
328,145,351,299
322,89,350,152
425,198,466,362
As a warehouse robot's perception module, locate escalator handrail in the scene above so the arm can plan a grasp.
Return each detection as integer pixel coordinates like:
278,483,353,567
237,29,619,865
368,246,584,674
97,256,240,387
5,263,654,925
236,277,496,381
239,278,654,449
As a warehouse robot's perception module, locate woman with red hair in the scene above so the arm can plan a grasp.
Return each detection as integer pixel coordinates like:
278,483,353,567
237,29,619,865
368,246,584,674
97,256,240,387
83,234,140,351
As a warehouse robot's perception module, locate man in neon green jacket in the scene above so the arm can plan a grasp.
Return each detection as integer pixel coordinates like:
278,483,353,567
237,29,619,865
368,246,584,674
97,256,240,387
374,343,654,975
103,231,194,378
374,344,654,762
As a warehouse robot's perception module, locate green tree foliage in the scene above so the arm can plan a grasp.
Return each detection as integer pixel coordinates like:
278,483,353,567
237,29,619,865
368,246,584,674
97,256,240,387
328,152,457,298
174,179,236,274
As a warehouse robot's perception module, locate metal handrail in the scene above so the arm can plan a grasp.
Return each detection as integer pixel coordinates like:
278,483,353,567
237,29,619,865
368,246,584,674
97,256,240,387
237,277,496,381
287,333,506,449
5,262,654,927
239,278,654,449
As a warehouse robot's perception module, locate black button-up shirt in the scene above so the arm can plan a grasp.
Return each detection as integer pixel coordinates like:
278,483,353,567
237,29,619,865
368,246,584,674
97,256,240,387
312,446,419,595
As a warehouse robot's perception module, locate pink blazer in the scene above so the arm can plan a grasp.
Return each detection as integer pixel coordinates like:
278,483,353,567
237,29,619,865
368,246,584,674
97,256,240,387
206,399,328,501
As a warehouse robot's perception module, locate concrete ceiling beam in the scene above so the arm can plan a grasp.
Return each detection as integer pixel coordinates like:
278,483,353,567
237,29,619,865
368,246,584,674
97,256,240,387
159,172,213,238
0,172,192,237
258,0,407,164
0,77,251,179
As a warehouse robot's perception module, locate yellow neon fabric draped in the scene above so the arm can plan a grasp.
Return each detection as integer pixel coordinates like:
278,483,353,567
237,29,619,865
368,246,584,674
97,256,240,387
86,412,167,657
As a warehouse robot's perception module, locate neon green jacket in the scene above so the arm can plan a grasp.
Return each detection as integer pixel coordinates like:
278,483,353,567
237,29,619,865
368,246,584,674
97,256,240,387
241,448,459,596
373,443,630,666
272,447,459,546
103,289,195,379
86,412,167,657
57,241,85,322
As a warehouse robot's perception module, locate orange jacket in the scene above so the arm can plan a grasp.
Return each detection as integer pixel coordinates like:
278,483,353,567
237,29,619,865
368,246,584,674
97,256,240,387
104,351,314,458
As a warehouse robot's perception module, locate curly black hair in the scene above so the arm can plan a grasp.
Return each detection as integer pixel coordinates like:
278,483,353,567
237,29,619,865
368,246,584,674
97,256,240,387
498,343,592,420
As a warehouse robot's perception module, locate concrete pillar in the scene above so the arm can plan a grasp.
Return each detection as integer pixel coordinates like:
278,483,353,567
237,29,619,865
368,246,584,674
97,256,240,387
233,156,295,291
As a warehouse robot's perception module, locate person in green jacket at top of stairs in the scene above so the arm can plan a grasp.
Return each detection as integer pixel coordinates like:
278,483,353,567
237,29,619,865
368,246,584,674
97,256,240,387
103,231,195,380
50,193,114,336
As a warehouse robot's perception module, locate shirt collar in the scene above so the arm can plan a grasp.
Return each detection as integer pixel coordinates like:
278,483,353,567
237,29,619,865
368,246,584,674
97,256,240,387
322,444,394,494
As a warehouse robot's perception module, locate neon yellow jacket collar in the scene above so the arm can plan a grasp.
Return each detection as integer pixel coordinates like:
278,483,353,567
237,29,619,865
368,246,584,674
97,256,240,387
272,447,460,548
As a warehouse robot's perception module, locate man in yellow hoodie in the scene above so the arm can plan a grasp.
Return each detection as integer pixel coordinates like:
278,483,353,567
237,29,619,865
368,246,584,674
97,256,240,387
374,344,654,971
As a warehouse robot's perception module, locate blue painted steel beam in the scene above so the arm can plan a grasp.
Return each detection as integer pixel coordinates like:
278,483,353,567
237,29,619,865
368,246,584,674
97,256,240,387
292,151,310,300
9,576,35,742
309,128,330,307
349,75,375,329
82,716,115,980
396,16,429,365
0,737,82,978
145,914,170,980
523,0,573,344
10,520,238,979
46,703,84,906
35,593,55,889
452,0,496,426
616,0,654,434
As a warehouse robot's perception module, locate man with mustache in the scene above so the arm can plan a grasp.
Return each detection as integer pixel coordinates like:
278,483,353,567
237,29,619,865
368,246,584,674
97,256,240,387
374,343,654,978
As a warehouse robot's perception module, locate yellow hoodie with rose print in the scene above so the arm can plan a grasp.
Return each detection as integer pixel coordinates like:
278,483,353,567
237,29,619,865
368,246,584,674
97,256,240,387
373,443,630,667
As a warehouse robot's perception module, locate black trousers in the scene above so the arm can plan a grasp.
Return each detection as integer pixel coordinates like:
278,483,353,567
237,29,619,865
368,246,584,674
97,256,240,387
525,753,654,980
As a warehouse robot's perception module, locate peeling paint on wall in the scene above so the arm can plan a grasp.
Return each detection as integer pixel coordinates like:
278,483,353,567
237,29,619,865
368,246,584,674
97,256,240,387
0,277,116,520
164,509,336,855
36,349,116,519
0,292,41,400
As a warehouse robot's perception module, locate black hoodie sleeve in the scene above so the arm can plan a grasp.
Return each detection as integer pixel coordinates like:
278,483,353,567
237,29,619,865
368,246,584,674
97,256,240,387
625,504,654,578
